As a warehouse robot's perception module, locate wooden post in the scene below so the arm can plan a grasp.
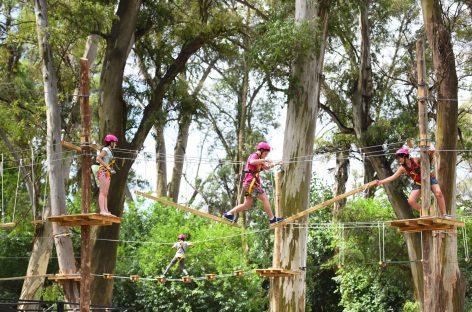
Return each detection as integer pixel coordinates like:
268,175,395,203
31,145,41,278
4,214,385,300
416,38,431,217
79,58,91,312
273,169,282,267
270,169,282,310
417,37,438,312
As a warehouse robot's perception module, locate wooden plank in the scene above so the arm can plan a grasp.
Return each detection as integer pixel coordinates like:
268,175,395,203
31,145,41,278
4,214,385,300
255,268,298,277
48,274,81,282
271,180,378,228
389,216,464,233
0,222,16,229
136,191,240,228
61,140,82,152
48,213,121,227
205,274,217,281
61,140,99,152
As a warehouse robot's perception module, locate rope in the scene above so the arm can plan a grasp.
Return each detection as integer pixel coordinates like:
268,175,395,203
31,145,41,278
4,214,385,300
12,159,21,223
41,172,49,220
1,154,3,224
31,145,36,219
462,224,469,260
0,274,52,281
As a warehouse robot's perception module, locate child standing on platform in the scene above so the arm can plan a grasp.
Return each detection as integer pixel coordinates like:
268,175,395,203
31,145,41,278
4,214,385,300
95,134,118,216
162,234,192,277
377,147,450,218
223,142,284,224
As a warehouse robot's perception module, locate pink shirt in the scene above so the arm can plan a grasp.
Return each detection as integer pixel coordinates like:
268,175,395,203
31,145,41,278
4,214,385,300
243,153,262,185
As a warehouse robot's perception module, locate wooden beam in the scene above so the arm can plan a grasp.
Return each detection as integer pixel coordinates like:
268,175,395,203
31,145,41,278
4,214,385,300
389,216,464,233
61,140,99,153
271,180,378,228
48,213,121,227
0,222,16,229
61,140,82,152
255,268,298,278
136,191,241,228
48,274,81,282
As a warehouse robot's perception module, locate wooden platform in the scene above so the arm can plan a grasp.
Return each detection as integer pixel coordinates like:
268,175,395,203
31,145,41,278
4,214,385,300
48,274,81,282
130,275,140,282
157,276,167,283
102,273,113,280
136,191,240,228
31,219,45,226
389,217,464,233
271,180,378,228
48,213,121,226
205,274,217,281
182,276,192,283
233,270,244,277
0,222,16,229
255,268,299,277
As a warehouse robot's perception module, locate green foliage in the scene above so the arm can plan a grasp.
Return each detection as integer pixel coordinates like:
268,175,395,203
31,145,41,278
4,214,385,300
334,198,415,311
112,199,268,311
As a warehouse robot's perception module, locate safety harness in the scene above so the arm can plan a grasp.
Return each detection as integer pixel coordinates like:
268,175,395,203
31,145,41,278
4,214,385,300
243,153,263,195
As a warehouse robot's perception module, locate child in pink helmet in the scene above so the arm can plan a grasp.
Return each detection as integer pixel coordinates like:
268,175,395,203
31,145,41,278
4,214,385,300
95,134,118,216
162,234,192,277
377,147,450,218
223,142,284,224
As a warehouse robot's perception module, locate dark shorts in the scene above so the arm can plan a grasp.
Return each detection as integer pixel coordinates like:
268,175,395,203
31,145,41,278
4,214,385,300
412,177,438,190
243,183,265,197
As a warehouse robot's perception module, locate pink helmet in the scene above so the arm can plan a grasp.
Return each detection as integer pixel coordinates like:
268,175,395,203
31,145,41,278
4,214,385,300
256,142,271,151
395,148,409,157
104,134,118,143
178,234,186,240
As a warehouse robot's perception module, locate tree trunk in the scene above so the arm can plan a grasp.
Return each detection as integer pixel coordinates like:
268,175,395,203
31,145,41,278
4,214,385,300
168,106,192,202
91,1,141,305
350,0,426,304
421,0,464,310
155,123,167,196
332,147,349,218
270,1,330,311
34,0,79,303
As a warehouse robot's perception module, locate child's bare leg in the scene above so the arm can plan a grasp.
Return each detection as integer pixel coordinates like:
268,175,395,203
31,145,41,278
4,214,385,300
431,184,447,215
258,193,274,219
98,175,111,215
408,190,422,212
227,196,254,215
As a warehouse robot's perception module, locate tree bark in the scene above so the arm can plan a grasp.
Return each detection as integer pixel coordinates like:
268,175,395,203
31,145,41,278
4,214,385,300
421,0,464,310
270,1,330,311
332,147,349,218
350,0,425,304
91,0,211,304
155,123,167,197
34,0,79,303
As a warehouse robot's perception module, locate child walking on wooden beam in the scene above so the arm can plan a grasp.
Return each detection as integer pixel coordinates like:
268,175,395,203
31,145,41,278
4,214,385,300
377,147,451,218
223,142,284,224
162,234,192,277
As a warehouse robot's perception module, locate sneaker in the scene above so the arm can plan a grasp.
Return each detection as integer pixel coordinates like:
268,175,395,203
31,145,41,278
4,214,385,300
270,216,284,224
442,214,455,219
223,212,235,223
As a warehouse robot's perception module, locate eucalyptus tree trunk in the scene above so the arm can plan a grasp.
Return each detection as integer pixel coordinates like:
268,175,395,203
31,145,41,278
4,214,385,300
350,0,426,303
270,0,330,310
91,0,210,304
332,147,349,219
91,0,141,305
155,122,167,196
421,0,464,310
168,107,192,202
34,0,79,303
19,33,100,307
